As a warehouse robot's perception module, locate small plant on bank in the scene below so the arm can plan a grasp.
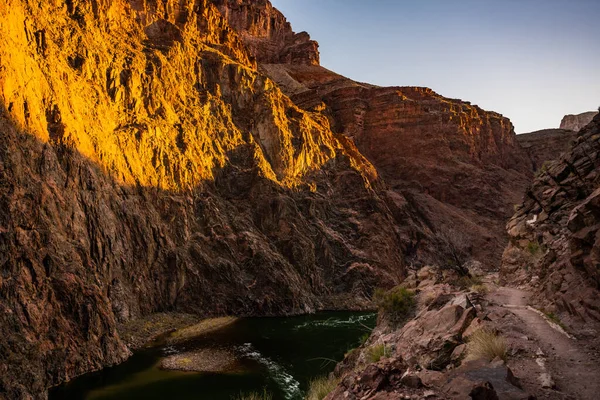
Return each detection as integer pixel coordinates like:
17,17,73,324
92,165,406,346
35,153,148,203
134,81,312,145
306,376,339,400
374,286,415,327
367,343,389,363
526,241,545,258
233,389,273,400
466,328,507,362
543,310,567,330
359,333,370,346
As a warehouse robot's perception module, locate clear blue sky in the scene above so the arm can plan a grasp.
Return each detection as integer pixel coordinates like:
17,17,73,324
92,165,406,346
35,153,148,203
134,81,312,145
270,0,600,133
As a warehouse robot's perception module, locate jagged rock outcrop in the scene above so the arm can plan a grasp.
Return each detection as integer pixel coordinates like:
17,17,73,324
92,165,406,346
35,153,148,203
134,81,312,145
560,111,598,132
252,64,532,267
0,0,406,397
502,114,600,323
517,129,577,171
212,0,320,65
326,285,530,400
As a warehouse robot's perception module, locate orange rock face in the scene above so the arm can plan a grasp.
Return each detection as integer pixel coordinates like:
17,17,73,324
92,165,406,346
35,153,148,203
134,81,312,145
255,63,532,266
213,0,320,65
0,1,405,397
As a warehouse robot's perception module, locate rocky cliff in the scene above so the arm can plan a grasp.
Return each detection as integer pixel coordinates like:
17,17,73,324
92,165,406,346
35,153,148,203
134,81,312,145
250,63,532,267
503,114,600,325
0,1,407,397
212,0,320,65
517,128,577,171
560,111,598,132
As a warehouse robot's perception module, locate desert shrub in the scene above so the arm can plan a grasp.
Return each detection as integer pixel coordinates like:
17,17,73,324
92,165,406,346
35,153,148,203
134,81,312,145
471,284,488,294
526,241,542,256
456,274,483,290
466,329,507,362
367,343,388,363
233,389,272,400
436,227,471,276
306,376,339,400
374,286,415,326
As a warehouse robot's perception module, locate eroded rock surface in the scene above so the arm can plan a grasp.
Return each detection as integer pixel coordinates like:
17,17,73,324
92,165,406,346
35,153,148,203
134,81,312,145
517,129,577,171
254,64,532,267
503,114,600,324
0,1,405,397
213,0,320,65
560,111,598,132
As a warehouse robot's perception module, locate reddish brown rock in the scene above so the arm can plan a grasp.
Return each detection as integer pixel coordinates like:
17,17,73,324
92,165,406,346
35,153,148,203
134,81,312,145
517,129,577,171
254,64,533,267
502,113,600,325
0,1,406,398
560,111,598,132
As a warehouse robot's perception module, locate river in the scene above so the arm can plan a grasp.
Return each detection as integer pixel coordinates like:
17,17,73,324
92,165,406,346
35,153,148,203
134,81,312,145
50,312,375,400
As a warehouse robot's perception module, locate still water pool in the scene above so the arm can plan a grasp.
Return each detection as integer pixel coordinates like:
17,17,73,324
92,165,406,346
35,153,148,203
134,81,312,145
50,312,375,400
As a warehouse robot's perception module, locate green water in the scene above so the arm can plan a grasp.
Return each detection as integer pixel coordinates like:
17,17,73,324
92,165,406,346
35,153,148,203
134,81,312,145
50,312,375,400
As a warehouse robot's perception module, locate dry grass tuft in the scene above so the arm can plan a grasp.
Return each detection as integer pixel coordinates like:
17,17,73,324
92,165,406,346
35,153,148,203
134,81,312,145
466,328,507,362
471,284,488,294
367,343,389,363
233,389,272,400
306,375,339,400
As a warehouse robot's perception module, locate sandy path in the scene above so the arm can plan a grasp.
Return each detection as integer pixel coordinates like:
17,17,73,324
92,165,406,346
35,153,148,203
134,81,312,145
489,286,600,400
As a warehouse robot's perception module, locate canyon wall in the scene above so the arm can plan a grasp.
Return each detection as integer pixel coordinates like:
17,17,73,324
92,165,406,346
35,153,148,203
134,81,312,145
212,0,320,65
0,0,407,397
250,63,532,267
560,111,598,132
517,128,577,171
503,114,600,323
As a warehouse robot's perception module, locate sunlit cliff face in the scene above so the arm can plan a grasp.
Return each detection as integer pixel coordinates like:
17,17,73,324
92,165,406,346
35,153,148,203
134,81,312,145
0,0,375,191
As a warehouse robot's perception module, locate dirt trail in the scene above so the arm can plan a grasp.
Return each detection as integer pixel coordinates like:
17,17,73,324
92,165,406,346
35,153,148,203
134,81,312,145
489,286,600,400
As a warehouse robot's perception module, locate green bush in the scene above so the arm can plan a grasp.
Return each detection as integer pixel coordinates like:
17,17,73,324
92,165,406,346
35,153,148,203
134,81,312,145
306,376,339,400
367,343,388,363
374,286,415,326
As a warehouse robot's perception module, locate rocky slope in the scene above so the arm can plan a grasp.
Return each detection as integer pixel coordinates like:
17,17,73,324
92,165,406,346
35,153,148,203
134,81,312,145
324,279,535,400
517,128,577,171
0,1,408,397
502,114,600,326
560,111,598,132
249,63,532,267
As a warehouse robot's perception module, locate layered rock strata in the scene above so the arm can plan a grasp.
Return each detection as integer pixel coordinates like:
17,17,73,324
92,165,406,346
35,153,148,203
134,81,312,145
517,129,577,171
502,114,600,323
252,64,532,266
0,0,405,397
212,0,320,65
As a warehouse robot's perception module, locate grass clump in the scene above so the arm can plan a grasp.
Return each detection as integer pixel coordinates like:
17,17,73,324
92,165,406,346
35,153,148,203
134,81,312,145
456,274,483,290
466,329,507,362
306,376,339,400
374,286,415,326
526,241,541,256
232,389,272,400
471,284,488,294
367,343,389,363
543,311,567,330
